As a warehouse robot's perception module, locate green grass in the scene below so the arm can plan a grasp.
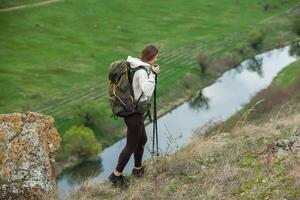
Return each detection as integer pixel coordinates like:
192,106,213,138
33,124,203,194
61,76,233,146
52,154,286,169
0,0,299,149
272,60,300,89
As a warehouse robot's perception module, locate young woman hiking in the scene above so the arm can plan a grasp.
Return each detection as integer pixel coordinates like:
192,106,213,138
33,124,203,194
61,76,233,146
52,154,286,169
108,44,160,187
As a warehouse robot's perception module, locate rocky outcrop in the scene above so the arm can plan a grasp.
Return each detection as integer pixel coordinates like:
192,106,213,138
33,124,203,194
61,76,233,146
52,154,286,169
0,112,60,200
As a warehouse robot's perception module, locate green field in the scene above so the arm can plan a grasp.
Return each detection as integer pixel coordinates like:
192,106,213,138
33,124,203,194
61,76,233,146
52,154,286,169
1,0,299,153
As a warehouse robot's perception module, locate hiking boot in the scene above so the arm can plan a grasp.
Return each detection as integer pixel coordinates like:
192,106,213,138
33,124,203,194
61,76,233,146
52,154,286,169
131,166,145,177
108,172,129,188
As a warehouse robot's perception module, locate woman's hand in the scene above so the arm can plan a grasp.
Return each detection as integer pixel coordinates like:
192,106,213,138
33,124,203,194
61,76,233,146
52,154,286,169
151,65,160,74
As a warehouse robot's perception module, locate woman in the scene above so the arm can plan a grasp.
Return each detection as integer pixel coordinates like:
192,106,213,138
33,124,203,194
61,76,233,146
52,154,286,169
108,44,160,187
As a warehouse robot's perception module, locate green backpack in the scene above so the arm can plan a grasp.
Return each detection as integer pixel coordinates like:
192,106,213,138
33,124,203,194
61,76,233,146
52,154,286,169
108,60,151,118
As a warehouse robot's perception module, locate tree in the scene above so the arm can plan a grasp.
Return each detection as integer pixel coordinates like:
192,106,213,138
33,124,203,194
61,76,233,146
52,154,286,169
247,29,266,50
71,101,110,138
197,51,213,74
63,125,102,160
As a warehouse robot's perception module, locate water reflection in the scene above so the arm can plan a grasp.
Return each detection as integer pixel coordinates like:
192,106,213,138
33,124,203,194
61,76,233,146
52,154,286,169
235,56,264,77
58,158,103,185
188,91,210,111
246,57,263,77
289,41,300,58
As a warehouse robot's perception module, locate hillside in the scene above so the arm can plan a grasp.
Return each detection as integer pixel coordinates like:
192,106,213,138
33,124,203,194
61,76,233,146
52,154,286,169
1,0,300,171
67,60,300,199
67,113,300,200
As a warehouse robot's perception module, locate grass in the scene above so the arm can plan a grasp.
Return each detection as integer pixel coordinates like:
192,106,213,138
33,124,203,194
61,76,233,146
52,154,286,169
272,60,300,89
1,0,300,166
66,48,300,200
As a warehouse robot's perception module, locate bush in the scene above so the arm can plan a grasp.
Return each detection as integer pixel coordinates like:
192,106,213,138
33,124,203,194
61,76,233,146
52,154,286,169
258,0,279,11
183,73,198,89
71,101,110,138
247,29,266,50
197,51,213,74
209,52,242,73
274,32,290,47
235,42,250,55
291,17,300,36
63,125,102,160
220,52,241,68
55,148,69,162
262,3,271,11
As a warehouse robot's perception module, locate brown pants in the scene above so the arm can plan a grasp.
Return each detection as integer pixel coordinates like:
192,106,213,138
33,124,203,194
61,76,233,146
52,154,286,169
115,112,148,173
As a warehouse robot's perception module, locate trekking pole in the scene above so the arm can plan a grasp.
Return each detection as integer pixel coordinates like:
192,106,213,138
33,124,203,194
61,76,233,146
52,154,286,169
152,72,159,158
155,73,159,157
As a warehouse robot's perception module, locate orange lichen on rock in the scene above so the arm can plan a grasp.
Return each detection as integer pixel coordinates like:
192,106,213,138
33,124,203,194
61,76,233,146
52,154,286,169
0,112,61,200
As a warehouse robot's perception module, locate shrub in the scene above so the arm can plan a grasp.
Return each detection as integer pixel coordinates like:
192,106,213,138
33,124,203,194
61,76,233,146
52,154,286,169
71,101,110,138
183,73,198,89
247,29,266,50
220,52,242,68
197,51,213,74
274,32,290,47
55,149,69,162
210,52,242,73
235,42,248,55
63,125,102,160
262,3,271,11
258,0,279,11
291,17,300,36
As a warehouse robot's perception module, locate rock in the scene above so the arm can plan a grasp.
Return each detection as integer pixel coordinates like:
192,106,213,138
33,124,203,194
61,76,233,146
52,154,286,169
274,134,300,158
277,148,289,158
0,112,61,200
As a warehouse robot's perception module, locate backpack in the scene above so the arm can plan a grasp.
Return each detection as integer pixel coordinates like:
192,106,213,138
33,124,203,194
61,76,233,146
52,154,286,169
108,60,151,118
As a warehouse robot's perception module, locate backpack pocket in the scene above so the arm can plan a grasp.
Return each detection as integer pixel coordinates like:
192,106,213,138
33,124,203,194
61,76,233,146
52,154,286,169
118,96,134,112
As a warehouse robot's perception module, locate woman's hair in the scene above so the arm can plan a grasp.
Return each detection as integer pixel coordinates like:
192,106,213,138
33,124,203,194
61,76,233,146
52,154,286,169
140,44,159,62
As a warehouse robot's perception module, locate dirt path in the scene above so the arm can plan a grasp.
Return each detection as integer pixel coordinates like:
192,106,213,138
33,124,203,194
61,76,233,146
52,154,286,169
0,0,62,12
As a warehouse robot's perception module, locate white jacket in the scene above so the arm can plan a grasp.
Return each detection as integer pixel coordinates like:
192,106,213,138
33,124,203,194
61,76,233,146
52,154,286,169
126,56,156,102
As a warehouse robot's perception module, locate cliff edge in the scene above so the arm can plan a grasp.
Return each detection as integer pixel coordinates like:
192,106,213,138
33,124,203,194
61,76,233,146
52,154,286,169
0,112,60,200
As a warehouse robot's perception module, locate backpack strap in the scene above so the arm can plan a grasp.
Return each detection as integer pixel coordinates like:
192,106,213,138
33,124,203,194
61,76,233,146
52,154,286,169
136,91,144,104
128,65,148,104
130,65,149,82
